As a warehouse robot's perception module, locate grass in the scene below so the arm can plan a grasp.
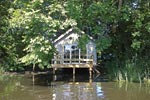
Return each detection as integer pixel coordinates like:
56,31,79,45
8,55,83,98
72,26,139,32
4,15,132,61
106,56,149,83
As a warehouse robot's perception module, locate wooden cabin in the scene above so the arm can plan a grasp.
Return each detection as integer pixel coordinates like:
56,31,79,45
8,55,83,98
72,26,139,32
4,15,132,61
51,28,97,76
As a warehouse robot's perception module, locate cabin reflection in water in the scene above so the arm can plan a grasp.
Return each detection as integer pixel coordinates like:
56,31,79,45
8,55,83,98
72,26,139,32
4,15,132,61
1,75,150,100
50,82,104,100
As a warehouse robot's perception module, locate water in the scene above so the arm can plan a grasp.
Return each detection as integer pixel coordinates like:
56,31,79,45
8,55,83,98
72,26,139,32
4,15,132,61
0,73,150,100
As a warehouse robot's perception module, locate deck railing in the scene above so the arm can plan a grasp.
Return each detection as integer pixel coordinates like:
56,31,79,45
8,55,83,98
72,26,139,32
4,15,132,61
51,54,93,76
51,54,93,64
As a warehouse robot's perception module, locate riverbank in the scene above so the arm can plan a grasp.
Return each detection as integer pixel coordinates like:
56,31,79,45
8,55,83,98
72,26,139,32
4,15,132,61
1,68,150,85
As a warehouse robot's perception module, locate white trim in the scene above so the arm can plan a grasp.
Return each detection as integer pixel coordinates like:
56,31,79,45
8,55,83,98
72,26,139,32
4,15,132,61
54,28,74,43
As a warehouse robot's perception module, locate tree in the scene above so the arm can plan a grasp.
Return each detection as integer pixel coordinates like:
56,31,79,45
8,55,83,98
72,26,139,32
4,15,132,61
20,35,55,71
9,0,76,71
65,0,150,81
0,0,17,71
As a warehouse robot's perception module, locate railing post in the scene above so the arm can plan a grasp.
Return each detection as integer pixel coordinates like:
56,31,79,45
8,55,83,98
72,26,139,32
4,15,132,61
70,50,72,64
54,54,56,64
79,49,81,64
61,52,64,64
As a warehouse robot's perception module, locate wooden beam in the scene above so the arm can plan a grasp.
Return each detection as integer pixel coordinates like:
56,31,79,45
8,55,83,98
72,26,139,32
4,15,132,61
52,58,93,62
51,64,93,68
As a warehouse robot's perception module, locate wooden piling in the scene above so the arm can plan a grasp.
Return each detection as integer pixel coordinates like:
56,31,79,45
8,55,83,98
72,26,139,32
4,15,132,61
89,67,92,82
53,68,57,75
73,67,75,75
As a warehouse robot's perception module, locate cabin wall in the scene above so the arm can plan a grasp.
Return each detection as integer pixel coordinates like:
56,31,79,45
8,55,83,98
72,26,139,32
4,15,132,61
93,43,97,65
55,32,79,54
86,41,97,65
54,32,97,65
55,44,63,54
56,33,79,46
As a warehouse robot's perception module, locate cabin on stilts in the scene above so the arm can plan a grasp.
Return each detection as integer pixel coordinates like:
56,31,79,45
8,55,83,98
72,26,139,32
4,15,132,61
51,27,97,76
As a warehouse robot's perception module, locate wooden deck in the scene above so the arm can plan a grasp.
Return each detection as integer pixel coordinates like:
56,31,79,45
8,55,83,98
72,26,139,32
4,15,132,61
51,58,93,68
51,54,93,77
51,54,93,67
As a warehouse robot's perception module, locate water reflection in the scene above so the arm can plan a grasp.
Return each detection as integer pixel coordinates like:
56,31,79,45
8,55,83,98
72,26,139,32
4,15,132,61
49,82,105,100
0,73,150,100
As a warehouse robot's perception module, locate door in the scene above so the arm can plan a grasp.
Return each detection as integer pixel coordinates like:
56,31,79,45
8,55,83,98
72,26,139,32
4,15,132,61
64,44,79,63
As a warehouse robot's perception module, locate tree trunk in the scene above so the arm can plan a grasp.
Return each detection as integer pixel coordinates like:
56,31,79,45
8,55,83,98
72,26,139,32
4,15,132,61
118,0,123,10
33,63,35,72
138,73,141,84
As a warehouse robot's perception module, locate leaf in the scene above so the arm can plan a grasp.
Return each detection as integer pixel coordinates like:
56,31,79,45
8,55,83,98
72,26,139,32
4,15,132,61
131,40,141,50
132,31,141,37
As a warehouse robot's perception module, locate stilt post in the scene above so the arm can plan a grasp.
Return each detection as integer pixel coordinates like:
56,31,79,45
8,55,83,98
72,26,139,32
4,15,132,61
53,68,57,75
89,67,92,82
73,67,75,75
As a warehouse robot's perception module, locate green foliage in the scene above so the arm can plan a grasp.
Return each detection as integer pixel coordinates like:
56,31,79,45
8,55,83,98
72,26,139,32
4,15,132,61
0,0,20,71
107,57,146,82
131,39,141,50
78,34,89,52
100,0,150,82
65,0,83,26
96,36,112,52
20,36,55,69
0,0,150,76
6,0,77,71
66,1,116,52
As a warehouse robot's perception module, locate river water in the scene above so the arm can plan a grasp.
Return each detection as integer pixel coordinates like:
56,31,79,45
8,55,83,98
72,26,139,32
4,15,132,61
0,73,150,100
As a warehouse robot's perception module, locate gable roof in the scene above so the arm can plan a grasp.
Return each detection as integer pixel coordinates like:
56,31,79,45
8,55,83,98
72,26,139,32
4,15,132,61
53,27,83,45
52,27,95,45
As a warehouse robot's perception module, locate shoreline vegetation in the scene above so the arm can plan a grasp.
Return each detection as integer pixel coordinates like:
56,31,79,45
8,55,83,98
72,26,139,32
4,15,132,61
0,67,150,84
